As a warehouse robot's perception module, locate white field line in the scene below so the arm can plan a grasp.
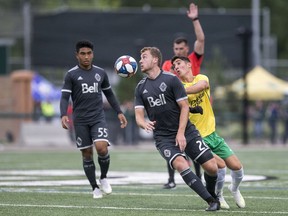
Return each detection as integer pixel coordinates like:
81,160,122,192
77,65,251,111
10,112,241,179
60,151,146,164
0,203,287,215
1,188,288,201
0,170,268,186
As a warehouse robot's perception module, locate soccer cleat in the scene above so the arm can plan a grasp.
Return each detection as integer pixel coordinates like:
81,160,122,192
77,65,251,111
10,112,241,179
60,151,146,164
205,200,220,211
93,188,103,199
162,181,176,189
228,184,246,208
100,178,112,194
218,196,230,209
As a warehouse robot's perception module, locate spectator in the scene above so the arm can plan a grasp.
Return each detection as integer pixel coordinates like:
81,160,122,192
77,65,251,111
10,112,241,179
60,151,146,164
251,100,265,139
32,101,42,121
281,102,288,144
266,102,279,144
41,100,55,122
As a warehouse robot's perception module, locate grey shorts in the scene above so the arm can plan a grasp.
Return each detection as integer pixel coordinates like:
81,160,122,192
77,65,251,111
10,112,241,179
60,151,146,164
74,120,110,150
156,135,213,169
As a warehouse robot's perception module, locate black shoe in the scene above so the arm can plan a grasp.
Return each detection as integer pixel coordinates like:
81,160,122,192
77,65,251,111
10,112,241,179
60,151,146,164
205,200,220,211
162,182,176,189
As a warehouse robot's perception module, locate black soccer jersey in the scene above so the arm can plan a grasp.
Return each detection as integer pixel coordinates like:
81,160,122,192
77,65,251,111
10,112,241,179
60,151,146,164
61,65,111,125
134,71,196,137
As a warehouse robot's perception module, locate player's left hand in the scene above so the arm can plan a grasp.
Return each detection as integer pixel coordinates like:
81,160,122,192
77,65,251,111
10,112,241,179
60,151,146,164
118,113,128,128
187,3,198,20
61,116,69,129
189,106,203,115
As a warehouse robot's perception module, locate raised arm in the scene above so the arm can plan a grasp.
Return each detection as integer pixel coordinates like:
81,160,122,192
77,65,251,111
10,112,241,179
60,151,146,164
187,3,205,55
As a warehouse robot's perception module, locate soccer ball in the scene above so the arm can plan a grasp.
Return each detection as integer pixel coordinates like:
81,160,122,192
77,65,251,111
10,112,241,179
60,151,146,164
114,55,138,78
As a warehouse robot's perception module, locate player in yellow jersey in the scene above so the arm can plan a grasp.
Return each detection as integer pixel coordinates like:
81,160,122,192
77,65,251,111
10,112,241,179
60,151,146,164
171,56,246,209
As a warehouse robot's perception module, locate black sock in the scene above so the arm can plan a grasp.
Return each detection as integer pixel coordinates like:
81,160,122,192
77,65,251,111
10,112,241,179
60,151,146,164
180,168,212,201
83,159,98,190
204,172,218,199
167,162,175,183
193,161,202,179
98,153,110,179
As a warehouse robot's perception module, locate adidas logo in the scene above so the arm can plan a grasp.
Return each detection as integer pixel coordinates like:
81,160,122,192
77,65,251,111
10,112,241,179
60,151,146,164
78,76,83,80
143,89,148,94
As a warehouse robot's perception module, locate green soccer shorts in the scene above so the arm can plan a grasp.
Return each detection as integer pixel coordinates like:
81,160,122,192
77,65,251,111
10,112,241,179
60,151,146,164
203,131,234,159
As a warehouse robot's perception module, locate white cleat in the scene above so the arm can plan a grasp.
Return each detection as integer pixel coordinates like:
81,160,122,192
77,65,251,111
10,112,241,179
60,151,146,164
218,195,230,209
100,178,112,194
228,184,246,208
93,188,103,199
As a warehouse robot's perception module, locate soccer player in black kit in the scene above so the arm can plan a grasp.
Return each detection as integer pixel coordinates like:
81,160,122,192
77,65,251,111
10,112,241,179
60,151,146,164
60,40,127,199
134,47,220,211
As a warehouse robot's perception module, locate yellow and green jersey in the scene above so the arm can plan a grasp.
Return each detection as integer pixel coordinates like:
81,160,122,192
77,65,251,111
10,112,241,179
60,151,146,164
182,74,215,137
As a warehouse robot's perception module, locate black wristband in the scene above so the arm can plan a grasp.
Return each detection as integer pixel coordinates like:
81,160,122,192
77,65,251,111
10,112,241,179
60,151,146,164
192,17,199,21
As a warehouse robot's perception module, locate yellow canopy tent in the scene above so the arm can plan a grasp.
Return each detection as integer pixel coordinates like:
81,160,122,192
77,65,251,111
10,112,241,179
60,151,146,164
215,66,288,101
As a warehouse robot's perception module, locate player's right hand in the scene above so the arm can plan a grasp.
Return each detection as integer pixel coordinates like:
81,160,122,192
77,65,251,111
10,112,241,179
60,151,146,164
144,121,156,133
176,133,186,152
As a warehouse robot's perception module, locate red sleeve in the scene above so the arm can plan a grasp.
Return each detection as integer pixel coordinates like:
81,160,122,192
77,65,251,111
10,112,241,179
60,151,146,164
162,60,179,76
162,60,172,72
188,52,203,76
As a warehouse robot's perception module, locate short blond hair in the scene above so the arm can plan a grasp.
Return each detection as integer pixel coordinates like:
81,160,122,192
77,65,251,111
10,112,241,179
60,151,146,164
140,47,162,67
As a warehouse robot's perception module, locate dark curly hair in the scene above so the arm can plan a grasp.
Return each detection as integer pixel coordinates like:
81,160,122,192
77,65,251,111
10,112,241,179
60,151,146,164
75,40,94,53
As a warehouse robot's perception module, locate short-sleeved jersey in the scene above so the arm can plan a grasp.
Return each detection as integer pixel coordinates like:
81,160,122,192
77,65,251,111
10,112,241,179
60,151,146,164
162,52,203,76
61,65,111,125
134,71,197,139
182,74,215,137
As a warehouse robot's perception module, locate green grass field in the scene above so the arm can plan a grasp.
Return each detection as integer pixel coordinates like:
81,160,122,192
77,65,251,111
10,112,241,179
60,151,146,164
0,144,287,216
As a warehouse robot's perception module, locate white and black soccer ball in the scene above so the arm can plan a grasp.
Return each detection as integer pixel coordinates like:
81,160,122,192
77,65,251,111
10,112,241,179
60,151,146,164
114,55,138,78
